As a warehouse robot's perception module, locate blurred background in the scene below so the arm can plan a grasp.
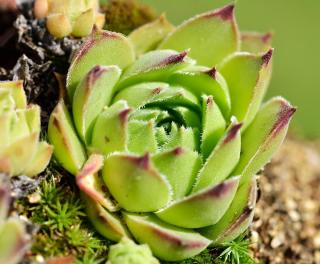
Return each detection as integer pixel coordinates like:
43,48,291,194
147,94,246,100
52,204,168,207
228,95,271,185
141,0,320,138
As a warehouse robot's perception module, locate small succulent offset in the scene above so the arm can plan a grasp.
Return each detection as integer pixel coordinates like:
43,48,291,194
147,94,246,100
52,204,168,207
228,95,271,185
0,174,31,264
107,237,159,264
48,4,295,261
0,81,52,177
33,0,105,38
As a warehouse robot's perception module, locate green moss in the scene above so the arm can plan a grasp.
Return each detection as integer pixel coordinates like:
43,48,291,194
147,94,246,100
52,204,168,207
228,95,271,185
102,0,157,35
16,167,109,262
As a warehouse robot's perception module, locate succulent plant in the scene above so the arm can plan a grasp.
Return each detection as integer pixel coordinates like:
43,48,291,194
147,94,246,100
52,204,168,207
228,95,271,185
0,174,31,264
48,4,295,261
33,0,105,38
0,80,53,177
107,237,159,264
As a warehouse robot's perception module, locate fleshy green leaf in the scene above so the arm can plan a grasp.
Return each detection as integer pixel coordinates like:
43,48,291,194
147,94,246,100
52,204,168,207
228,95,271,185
90,100,131,156
0,133,38,176
201,95,226,159
83,194,130,242
128,120,158,154
72,65,121,143
129,14,175,56
168,68,231,117
156,176,239,228
0,80,26,109
117,50,195,90
67,30,135,99
77,154,119,212
192,121,242,193
103,153,171,212
219,49,273,129
162,126,198,152
233,97,296,184
124,213,211,261
71,8,95,37
200,177,257,243
158,4,239,66
152,147,201,199
113,82,170,109
48,100,87,175
24,142,53,177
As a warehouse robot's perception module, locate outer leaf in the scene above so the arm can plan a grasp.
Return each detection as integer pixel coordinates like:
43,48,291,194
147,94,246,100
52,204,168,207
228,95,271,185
90,100,131,156
233,97,296,184
72,65,121,142
83,195,130,242
200,177,257,243
158,4,239,66
124,213,211,261
129,15,175,56
152,147,201,199
77,154,119,212
220,49,273,129
71,8,95,37
67,30,135,99
241,32,272,53
0,133,38,176
103,153,171,212
117,50,195,90
0,80,26,109
24,142,53,177
192,121,242,193
46,13,72,38
0,218,30,264
156,177,239,228
48,101,87,175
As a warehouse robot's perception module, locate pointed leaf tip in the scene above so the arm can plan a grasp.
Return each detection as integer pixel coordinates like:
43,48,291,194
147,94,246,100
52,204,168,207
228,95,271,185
159,50,189,66
223,122,242,144
205,67,217,79
271,101,296,137
209,4,235,20
262,48,274,66
118,108,132,124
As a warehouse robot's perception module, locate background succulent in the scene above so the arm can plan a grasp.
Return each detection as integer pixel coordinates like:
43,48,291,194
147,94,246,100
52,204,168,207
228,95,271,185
33,0,105,38
0,174,31,264
107,237,159,264
48,4,295,261
0,80,52,177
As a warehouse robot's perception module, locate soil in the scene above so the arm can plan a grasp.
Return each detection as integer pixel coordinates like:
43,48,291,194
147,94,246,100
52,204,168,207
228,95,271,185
251,138,320,264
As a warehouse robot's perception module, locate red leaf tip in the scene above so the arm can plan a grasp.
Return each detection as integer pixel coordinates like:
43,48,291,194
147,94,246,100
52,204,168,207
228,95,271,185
211,4,235,20
118,108,132,124
262,48,274,66
271,102,296,136
224,123,243,144
205,67,217,79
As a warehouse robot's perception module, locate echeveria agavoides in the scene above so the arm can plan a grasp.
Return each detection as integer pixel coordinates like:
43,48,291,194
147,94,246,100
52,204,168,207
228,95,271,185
0,81,52,177
48,4,295,261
